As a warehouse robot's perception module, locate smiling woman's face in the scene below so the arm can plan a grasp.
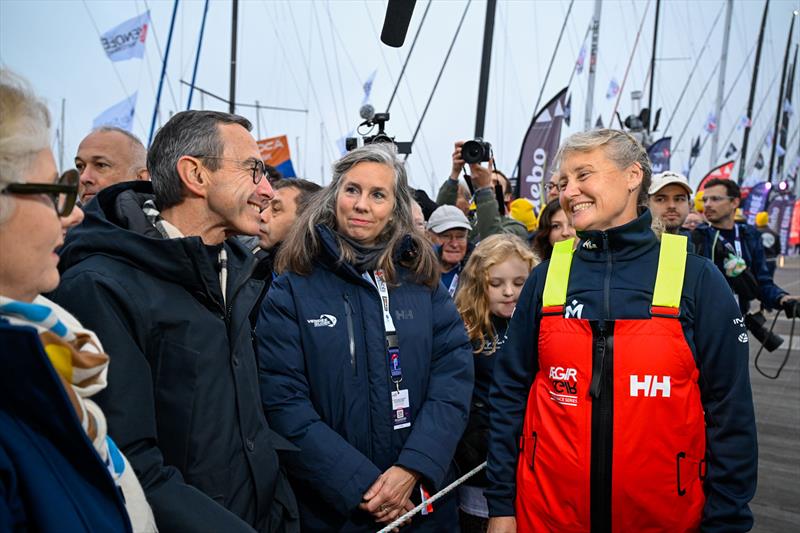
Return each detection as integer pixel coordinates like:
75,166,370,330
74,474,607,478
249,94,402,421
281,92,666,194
0,148,63,302
557,148,641,232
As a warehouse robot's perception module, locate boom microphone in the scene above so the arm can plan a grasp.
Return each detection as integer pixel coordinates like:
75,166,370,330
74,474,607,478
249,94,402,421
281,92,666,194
380,0,417,48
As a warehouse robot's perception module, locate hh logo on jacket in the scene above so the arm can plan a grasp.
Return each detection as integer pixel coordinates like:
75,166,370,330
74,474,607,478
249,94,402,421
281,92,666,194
630,375,671,397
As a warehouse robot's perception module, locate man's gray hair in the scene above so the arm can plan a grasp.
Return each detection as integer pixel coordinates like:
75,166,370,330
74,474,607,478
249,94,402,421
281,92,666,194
0,68,51,223
554,128,652,205
148,110,252,209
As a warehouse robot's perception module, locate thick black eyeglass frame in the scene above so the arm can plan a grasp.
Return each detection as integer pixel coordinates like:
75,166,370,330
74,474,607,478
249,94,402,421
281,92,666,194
194,155,266,185
2,169,79,217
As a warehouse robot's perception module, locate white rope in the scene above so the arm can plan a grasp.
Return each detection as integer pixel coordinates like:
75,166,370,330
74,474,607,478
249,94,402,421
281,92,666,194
375,461,487,533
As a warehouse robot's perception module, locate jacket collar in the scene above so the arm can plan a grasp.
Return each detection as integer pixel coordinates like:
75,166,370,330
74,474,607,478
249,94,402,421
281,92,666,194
574,208,658,262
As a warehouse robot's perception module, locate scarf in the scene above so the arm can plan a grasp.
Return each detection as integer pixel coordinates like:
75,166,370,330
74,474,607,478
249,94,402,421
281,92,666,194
337,232,388,273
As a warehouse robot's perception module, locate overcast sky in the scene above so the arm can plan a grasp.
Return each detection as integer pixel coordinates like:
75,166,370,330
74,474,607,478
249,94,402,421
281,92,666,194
2,0,799,194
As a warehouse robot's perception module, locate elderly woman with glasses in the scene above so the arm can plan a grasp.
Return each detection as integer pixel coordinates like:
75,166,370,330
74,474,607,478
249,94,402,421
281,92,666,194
256,143,474,531
0,69,155,532
485,129,757,532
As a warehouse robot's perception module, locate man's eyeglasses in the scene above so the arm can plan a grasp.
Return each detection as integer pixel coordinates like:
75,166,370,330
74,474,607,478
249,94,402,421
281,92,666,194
2,169,79,217
196,156,267,185
544,183,559,192
701,195,734,204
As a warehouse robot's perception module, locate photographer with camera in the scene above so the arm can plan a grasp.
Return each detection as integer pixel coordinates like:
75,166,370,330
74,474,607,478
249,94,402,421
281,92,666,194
692,178,799,347
437,140,527,242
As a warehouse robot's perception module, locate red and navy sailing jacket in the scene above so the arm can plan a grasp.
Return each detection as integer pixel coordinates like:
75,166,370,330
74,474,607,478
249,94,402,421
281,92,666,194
485,210,757,532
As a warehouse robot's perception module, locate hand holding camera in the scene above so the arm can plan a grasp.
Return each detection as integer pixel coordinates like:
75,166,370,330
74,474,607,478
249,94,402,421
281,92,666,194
781,297,800,318
450,141,466,181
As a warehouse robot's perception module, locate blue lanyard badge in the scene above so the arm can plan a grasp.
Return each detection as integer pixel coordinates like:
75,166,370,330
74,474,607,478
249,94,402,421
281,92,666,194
364,270,412,430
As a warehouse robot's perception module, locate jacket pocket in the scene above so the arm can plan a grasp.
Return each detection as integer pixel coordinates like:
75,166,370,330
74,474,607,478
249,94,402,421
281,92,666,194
676,451,705,496
343,294,356,376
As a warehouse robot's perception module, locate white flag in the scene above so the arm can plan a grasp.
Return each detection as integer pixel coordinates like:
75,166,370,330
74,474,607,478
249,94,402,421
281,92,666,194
101,11,150,62
362,70,377,106
93,93,137,132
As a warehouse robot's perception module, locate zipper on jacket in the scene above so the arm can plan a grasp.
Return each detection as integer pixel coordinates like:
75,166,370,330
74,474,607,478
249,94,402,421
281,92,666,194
590,321,614,533
343,293,356,375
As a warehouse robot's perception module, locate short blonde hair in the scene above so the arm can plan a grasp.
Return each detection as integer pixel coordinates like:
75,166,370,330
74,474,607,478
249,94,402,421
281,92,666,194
0,69,51,223
554,128,651,206
455,234,538,353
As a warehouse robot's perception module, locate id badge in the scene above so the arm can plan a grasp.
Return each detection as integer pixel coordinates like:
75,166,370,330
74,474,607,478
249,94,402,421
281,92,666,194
391,389,411,430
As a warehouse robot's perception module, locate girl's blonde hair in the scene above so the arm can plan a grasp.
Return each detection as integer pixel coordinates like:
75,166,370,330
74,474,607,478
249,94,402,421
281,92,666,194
455,234,538,354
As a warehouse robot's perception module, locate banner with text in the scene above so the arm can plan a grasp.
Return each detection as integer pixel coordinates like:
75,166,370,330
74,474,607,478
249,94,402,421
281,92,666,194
101,11,150,62
516,87,568,207
257,135,296,178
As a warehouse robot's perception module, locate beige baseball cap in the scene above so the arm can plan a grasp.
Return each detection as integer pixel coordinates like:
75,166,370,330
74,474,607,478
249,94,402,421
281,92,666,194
649,171,693,196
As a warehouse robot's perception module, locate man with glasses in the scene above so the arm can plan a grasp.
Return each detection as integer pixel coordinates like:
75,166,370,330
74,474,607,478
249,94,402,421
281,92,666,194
51,110,299,532
427,204,474,297
692,178,798,314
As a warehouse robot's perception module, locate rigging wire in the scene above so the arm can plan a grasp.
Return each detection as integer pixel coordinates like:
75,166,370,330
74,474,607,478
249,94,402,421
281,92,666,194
80,0,148,134
661,1,725,137
611,0,652,120
531,0,575,118
310,3,346,137
674,57,720,154
142,0,179,111
282,0,336,164
362,0,434,184
406,0,472,158
325,1,351,134
386,0,432,113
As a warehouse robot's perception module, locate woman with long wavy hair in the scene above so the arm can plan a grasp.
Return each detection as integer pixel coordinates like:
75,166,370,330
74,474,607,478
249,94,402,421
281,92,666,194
256,143,474,532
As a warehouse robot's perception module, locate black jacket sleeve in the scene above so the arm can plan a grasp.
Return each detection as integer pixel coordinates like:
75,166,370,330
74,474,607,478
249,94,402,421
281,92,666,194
691,261,758,532
51,271,256,533
484,268,543,516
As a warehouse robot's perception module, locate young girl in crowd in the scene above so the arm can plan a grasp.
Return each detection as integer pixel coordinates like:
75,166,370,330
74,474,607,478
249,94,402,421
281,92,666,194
453,234,538,532
531,198,576,261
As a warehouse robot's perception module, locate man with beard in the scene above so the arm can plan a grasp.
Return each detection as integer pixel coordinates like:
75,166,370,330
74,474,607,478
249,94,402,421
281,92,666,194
692,178,798,315
648,171,692,235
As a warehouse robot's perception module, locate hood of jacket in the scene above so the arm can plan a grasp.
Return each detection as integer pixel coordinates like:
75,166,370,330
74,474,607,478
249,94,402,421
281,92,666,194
58,181,258,295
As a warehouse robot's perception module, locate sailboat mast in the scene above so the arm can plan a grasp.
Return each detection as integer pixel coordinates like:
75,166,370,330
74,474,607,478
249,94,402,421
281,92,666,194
711,0,733,167
647,0,661,134
584,0,602,131
59,98,65,172
148,0,180,146
229,0,239,114
777,44,797,179
738,0,769,184
474,0,497,138
768,13,796,182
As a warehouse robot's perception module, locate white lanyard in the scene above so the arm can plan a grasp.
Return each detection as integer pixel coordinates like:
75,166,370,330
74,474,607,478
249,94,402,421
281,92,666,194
713,224,743,262
362,269,397,334
448,273,459,298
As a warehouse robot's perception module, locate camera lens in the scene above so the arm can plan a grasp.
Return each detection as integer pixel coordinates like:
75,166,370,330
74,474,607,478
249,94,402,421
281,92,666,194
745,312,784,352
462,139,491,165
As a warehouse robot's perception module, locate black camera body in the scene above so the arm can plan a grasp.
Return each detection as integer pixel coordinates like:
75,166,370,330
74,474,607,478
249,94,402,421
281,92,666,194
345,112,412,155
744,312,784,352
462,138,492,164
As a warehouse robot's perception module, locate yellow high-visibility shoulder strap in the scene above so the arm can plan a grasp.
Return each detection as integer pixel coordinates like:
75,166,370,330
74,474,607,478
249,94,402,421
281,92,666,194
542,238,576,307
652,233,688,308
